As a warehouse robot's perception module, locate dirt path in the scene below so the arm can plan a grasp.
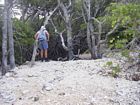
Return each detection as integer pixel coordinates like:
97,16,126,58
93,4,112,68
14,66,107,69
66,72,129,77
0,58,140,105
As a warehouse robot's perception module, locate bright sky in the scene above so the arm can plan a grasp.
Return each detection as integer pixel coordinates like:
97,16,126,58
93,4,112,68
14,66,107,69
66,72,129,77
12,8,22,19
0,0,4,5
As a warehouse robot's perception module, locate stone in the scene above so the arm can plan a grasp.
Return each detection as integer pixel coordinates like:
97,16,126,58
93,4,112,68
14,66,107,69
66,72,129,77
33,96,39,102
22,90,29,95
42,83,53,91
0,91,16,103
58,92,65,96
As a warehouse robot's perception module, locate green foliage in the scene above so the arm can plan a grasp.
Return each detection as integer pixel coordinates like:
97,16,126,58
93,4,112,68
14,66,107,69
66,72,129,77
105,3,140,49
121,49,131,59
74,0,82,12
80,23,87,30
115,39,128,49
108,32,129,49
111,64,121,78
13,19,35,45
106,61,113,66
13,19,35,64
106,3,140,21
106,61,121,78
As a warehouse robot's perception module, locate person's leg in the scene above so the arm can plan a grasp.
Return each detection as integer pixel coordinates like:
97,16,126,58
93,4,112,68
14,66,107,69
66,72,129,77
44,49,48,58
42,40,48,62
40,50,44,62
44,49,48,61
38,41,44,62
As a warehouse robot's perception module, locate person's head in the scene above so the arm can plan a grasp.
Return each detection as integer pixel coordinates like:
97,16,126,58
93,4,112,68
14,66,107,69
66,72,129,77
40,26,46,31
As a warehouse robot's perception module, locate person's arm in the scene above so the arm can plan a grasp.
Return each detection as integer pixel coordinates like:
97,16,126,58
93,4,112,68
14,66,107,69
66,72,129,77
34,32,38,40
45,31,50,41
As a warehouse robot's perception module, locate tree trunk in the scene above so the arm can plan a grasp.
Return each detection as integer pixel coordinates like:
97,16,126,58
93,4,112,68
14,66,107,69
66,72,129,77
58,0,74,60
66,21,73,60
7,6,15,69
2,0,8,75
83,0,97,59
96,22,102,55
30,41,38,67
86,22,92,55
89,22,97,59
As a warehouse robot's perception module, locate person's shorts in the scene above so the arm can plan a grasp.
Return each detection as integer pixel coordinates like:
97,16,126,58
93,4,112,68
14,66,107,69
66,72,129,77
38,40,48,50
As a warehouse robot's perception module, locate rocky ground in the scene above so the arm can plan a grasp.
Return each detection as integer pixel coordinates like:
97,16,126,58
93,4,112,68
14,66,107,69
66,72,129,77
0,57,140,105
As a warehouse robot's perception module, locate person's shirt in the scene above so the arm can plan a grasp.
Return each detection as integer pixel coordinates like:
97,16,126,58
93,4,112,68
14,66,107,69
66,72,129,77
34,30,49,41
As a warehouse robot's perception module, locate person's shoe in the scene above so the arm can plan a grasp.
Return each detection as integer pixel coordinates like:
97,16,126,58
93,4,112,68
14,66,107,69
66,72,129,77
41,58,44,62
45,58,49,62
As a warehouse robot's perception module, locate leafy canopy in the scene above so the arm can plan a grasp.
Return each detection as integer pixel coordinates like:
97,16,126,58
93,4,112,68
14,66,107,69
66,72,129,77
105,3,140,49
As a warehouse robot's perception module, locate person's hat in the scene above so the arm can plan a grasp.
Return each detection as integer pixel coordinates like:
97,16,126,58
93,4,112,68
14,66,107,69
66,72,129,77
40,26,46,30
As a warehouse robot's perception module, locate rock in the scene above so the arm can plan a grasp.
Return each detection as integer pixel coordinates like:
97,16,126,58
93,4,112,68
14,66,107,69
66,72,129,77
42,83,53,91
22,90,29,95
5,72,11,77
23,61,30,65
19,97,22,100
14,67,19,71
33,96,39,102
0,90,16,103
0,58,140,105
27,74,38,77
54,76,63,82
58,92,65,96
89,102,94,105
5,71,17,78
132,73,140,81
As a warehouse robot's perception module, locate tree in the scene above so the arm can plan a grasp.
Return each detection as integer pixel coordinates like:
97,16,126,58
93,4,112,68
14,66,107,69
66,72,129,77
81,0,114,59
57,0,74,60
7,0,15,69
1,0,15,75
2,0,8,75
105,3,140,49
82,0,97,59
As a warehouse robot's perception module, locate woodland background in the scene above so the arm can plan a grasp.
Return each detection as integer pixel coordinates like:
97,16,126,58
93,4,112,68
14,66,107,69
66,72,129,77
0,0,140,75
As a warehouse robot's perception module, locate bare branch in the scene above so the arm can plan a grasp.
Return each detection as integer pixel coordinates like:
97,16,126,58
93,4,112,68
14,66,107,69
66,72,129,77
99,19,121,44
49,19,58,33
60,33,69,51
57,0,61,4
67,0,72,9
106,19,121,37
72,16,83,22
94,4,100,17
44,5,59,26
82,0,87,14
91,17,106,24
31,10,40,21
91,17,100,24
125,38,137,48
59,10,66,21
81,6,87,23
50,19,68,51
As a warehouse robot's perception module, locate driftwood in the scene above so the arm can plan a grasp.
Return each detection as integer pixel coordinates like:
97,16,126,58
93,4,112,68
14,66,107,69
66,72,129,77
30,41,38,67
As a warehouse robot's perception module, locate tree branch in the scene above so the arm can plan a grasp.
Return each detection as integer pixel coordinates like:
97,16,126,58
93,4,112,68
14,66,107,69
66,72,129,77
99,19,121,44
67,0,72,9
50,19,68,51
81,6,87,23
59,10,66,22
44,5,59,26
107,19,121,36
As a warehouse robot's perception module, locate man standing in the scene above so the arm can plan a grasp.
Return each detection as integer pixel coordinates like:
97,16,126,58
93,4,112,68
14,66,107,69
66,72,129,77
34,26,50,62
